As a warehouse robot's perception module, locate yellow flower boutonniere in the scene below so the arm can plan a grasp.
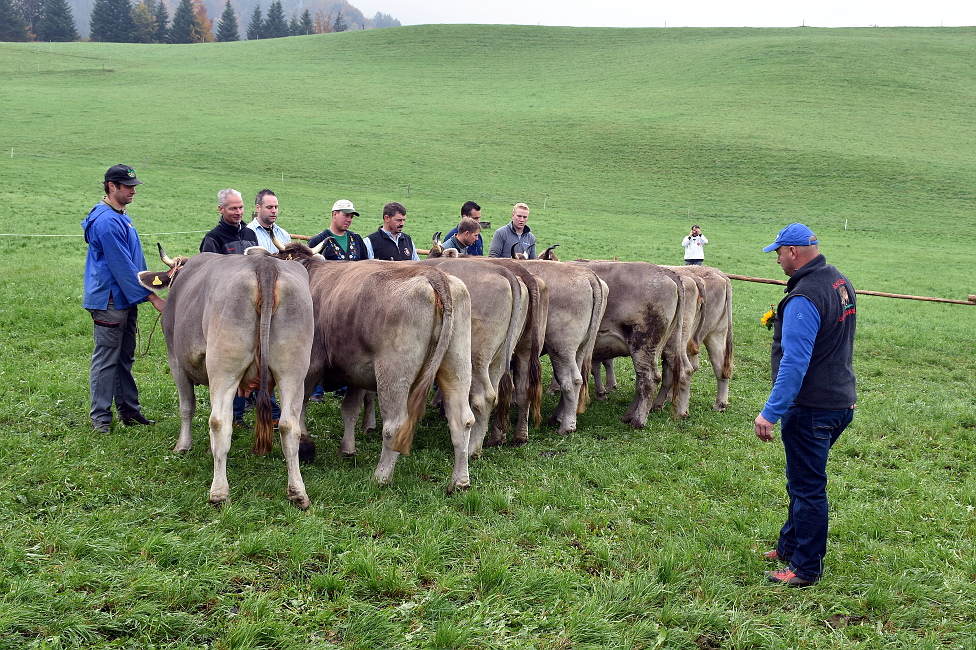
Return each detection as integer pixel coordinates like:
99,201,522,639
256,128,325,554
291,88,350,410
761,305,776,330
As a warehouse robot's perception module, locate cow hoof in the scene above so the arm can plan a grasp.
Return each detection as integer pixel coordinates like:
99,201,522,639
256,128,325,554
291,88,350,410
298,440,316,464
446,481,471,495
362,426,377,434
511,435,529,446
173,445,191,454
596,392,608,401
339,450,356,458
288,489,311,510
483,435,505,448
208,497,227,508
547,414,562,427
714,403,728,412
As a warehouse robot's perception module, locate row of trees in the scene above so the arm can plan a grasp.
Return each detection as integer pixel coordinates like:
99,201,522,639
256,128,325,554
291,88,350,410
1,0,79,41
1,0,399,43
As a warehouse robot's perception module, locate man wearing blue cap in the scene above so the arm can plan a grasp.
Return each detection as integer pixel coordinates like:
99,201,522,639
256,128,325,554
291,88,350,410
754,222,857,587
82,164,166,433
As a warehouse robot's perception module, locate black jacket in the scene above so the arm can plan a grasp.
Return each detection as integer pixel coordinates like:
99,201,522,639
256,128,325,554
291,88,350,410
200,219,258,255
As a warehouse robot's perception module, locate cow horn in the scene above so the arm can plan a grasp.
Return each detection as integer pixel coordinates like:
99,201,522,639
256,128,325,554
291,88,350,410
427,231,444,258
272,236,287,252
158,242,177,268
510,243,519,259
309,238,330,255
541,244,560,261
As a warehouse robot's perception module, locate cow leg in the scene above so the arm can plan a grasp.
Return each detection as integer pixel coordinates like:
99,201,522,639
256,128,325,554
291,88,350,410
604,359,617,393
548,352,582,435
621,349,662,429
435,363,474,493
207,381,238,506
339,387,367,457
372,384,409,487
704,331,731,412
651,348,692,419
275,371,310,510
467,357,499,458
592,360,608,400
172,366,196,453
361,390,377,433
509,351,532,445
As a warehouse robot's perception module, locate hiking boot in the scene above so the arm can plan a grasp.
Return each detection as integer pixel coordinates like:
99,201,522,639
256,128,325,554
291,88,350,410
766,568,816,587
308,394,325,403
763,549,791,563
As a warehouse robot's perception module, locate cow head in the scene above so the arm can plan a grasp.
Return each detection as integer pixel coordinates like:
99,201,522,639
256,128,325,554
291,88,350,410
426,231,445,258
138,243,189,292
510,243,529,260
268,240,325,264
539,244,560,261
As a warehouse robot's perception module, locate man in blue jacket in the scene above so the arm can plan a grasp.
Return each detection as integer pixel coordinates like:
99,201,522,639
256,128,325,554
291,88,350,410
82,164,165,433
755,223,857,587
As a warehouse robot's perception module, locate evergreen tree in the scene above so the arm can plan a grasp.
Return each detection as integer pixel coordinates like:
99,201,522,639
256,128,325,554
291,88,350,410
168,0,194,42
151,0,168,42
89,0,135,42
297,8,312,35
35,0,78,41
245,3,261,39
262,0,287,38
130,0,156,42
0,0,30,41
332,10,346,33
215,0,238,41
288,14,298,36
13,0,43,37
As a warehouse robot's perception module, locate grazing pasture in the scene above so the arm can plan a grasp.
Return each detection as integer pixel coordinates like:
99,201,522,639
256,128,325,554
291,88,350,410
1,24,975,648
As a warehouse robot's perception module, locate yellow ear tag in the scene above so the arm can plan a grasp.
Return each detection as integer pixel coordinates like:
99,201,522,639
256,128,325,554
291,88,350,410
152,275,162,286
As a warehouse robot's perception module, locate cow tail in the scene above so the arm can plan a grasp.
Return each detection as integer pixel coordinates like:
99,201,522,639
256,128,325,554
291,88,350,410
666,271,685,413
252,260,279,456
393,269,455,455
688,276,707,359
721,275,734,380
577,273,607,414
526,277,545,428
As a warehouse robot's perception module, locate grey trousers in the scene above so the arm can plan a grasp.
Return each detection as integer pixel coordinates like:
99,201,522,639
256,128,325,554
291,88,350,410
88,302,143,427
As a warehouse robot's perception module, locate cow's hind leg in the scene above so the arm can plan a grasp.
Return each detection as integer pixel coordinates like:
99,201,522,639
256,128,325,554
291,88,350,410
207,381,237,506
548,352,582,435
339,387,367,457
172,366,196,453
276,372,310,509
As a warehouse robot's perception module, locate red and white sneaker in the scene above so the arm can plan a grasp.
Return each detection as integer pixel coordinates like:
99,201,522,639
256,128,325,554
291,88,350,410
766,568,816,587
763,549,791,563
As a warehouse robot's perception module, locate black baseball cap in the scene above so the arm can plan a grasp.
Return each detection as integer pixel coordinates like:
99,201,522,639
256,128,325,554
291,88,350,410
105,164,143,186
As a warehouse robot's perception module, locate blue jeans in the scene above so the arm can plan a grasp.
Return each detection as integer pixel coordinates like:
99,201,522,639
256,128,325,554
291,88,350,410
233,390,280,422
777,405,854,582
88,303,142,427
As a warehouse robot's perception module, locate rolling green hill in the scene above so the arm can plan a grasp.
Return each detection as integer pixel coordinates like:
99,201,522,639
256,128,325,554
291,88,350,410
1,25,974,288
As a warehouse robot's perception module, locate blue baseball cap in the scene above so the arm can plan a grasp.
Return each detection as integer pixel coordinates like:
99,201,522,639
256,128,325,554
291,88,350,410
762,222,818,252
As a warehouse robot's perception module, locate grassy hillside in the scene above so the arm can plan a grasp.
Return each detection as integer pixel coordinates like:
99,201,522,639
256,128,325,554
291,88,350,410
1,26,975,649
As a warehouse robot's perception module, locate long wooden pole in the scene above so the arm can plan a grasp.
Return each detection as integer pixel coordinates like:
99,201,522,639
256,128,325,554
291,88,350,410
726,274,976,306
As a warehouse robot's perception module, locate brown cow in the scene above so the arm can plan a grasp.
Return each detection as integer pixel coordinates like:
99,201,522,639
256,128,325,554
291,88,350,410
570,261,684,429
657,265,734,412
139,248,314,508
515,260,607,435
417,257,526,456
273,243,475,493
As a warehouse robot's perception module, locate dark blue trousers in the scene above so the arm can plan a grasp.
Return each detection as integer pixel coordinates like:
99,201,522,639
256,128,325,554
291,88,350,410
776,405,854,582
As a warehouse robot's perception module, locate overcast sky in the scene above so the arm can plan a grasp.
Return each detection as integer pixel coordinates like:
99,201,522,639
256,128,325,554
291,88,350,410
355,0,975,28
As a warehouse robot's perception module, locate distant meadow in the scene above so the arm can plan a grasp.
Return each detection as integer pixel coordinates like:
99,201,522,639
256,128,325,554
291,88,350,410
1,25,975,649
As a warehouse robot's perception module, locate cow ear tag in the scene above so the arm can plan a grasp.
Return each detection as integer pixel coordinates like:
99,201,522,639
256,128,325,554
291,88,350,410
152,275,163,286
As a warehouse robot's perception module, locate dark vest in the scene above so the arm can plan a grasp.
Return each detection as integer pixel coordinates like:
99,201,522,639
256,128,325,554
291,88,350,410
200,219,258,255
308,229,368,261
367,229,415,261
772,254,857,409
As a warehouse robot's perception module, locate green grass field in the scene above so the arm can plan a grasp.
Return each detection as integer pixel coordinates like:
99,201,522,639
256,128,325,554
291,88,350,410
1,25,975,649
